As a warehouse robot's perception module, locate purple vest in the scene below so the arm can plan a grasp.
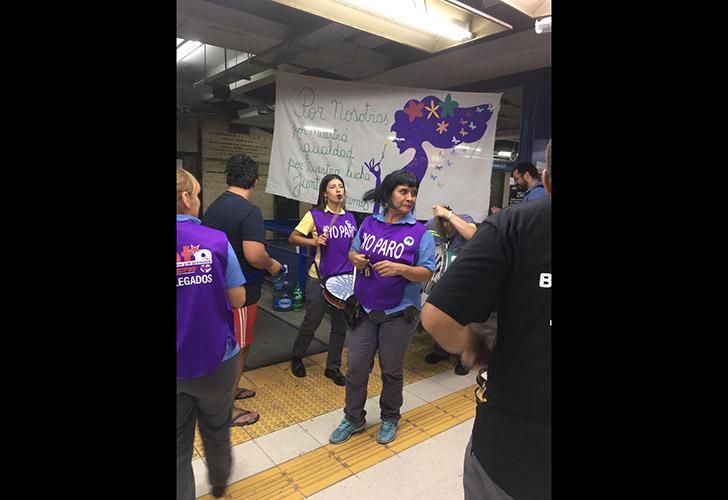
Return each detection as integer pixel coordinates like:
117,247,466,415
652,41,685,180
354,216,427,310
176,221,235,379
310,209,357,279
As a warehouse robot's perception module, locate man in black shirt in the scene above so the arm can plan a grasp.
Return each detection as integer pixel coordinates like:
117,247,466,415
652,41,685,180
202,153,282,428
421,141,551,500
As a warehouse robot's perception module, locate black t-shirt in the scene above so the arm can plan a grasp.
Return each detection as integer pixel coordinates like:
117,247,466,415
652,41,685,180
427,196,551,500
202,191,267,306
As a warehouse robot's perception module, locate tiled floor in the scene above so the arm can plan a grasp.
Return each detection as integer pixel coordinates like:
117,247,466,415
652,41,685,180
192,358,479,498
190,290,496,499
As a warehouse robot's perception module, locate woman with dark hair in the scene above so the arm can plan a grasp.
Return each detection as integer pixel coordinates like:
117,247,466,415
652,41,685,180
288,174,358,385
329,169,436,445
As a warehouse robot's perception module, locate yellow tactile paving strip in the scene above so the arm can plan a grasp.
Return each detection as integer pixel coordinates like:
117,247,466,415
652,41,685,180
198,384,478,499
193,331,459,456
279,446,353,496
325,429,397,474
217,466,302,500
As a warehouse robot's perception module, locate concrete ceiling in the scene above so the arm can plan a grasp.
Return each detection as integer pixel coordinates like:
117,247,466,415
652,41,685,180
176,0,550,137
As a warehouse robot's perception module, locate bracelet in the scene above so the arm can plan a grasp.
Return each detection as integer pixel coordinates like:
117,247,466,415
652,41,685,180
447,210,453,220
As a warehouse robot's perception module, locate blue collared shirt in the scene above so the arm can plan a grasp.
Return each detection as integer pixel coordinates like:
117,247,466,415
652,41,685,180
351,211,436,314
523,183,546,202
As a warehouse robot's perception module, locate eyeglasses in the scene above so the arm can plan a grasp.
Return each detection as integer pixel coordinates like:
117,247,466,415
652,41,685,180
512,173,522,182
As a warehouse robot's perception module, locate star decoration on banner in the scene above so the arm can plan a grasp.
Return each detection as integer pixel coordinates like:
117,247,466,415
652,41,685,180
451,136,461,145
404,100,425,122
425,100,440,119
435,120,449,134
469,122,476,130
476,106,484,113
459,118,468,125
459,128,469,137
440,94,459,118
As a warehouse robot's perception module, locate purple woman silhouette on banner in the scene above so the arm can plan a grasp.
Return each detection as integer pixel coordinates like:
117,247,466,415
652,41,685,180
390,94,494,184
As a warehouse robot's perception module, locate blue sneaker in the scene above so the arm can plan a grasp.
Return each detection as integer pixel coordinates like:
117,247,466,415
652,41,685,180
329,417,366,444
376,420,398,444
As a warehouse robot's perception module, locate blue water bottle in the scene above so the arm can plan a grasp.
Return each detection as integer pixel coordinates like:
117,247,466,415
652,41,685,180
273,264,293,311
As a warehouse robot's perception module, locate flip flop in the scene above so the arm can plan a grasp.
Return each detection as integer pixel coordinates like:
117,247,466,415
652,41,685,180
235,388,256,400
231,410,260,427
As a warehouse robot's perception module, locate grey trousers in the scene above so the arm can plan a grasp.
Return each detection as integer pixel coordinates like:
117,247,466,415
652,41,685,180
344,313,417,425
291,278,347,371
177,353,239,500
464,437,514,500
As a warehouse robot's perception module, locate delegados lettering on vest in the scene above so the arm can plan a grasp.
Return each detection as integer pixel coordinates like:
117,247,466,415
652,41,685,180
177,274,214,287
360,232,414,260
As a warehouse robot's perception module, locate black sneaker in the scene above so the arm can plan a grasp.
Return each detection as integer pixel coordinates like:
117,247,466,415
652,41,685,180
291,357,306,377
454,360,470,376
211,485,226,498
425,352,448,364
324,368,346,386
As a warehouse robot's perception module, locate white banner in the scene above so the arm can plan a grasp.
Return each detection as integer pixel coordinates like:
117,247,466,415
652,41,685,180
267,73,501,221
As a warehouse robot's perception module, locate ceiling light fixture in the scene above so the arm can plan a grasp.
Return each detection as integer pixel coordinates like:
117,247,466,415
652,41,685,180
337,0,472,41
269,0,511,53
534,15,551,34
443,0,507,24
177,40,202,62
496,0,551,18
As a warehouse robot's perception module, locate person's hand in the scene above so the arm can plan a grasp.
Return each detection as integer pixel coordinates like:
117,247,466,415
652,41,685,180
372,260,403,277
460,324,491,369
432,205,451,219
490,207,501,215
351,253,369,271
268,259,282,276
314,233,328,247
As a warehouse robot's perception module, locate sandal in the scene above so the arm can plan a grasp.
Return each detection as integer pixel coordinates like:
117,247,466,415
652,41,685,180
235,387,256,400
231,409,260,427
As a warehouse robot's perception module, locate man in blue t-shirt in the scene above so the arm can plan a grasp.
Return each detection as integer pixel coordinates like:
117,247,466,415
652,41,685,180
513,161,545,202
490,162,545,216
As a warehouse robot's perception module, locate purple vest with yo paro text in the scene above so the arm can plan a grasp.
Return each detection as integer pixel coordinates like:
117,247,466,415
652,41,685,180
176,221,235,379
310,209,357,279
354,215,427,310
